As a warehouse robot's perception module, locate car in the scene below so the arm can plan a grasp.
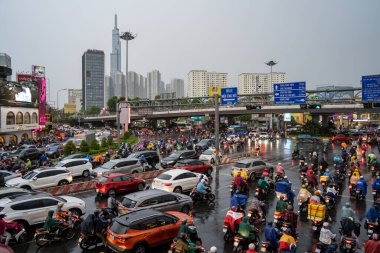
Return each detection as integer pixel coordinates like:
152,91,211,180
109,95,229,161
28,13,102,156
160,150,198,168
0,152,11,160
127,151,160,166
226,134,240,143
174,159,213,176
106,209,193,253
0,187,33,199
194,139,214,152
231,159,274,181
297,134,320,143
55,158,93,177
95,173,146,196
63,139,83,149
151,169,206,193
6,167,73,190
0,192,85,228
199,149,220,164
259,132,269,139
61,153,91,161
119,189,193,214
329,134,352,143
0,171,21,182
10,148,44,161
45,143,64,158
248,130,258,138
92,158,143,178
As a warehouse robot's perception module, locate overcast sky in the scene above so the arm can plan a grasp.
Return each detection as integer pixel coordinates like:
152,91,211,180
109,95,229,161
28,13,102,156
1,0,379,107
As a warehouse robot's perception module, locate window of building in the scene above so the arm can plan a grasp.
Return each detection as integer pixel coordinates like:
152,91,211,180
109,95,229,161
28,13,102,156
32,113,38,124
24,112,31,124
16,112,23,124
6,112,15,125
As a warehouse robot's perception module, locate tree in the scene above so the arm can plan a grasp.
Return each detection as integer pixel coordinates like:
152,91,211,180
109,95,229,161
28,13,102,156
80,140,90,152
101,137,108,148
107,135,114,146
107,96,118,112
154,95,161,100
64,141,76,156
239,115,251,122
90,139,100,151
84,106,101,115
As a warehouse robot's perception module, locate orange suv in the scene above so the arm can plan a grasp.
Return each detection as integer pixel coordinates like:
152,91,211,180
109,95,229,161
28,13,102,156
106,209,193,253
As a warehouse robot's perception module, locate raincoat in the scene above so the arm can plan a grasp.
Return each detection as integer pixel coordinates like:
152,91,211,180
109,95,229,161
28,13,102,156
276,199,287,213
357,178,367,195
43,213,58,232
341,206,356,219
230,193,247,209
297,188,311,203
366,206,380,223
373,178,380,191
80,214,96,234
238,217,257,241
257,178,269,190
264,224,280,249
279,233,297,252
224,210,244,232
196,182,207,195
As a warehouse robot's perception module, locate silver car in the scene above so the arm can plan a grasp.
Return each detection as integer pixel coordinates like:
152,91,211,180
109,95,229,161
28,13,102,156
231,159,274,181
92,158,143,178
0,171,20,181
119,189,193,214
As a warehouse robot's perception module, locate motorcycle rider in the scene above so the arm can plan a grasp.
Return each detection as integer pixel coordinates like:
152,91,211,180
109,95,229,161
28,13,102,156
306,170,318,190
319,222,336,250
364,233,380,253
246,243,257,253
233,172,248,194
43,210,59,238
238,216,259,244
264,221,281,251
278,228,297,253
276,196,288,213
249,197,266,221
196,179,209,199
177,218,195,238
55,202,69,221
340,216,359,245
341,202,356,220
284,205,298,235
107,192,119,216
309,190,325,204
0,214,11,245
209,246,218,253
24,158,32,170
139,155,148,170
257,176,269,192
326,184,338,202
365,203,380,224
319,158,328,172
373,176,380,195
367,152,377,166
225,206,244,233
276,163,285,177
174,233,197,253
297,185,311,204
350,169,361,185
357,176,368,197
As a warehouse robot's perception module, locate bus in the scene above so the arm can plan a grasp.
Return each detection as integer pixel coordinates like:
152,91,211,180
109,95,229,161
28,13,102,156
227,125,248,135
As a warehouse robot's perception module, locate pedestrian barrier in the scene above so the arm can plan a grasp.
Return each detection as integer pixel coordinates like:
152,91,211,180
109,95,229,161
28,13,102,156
40,169,166,196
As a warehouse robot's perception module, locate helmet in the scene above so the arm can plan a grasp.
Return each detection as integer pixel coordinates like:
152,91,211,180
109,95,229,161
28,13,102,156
57,202,64,207
326,169,329,172
301,185,306,189
182,218,187,223
284,176,288,179
289,244,296,251
231,206,237,211
360,176,364,179
141,155,144,157
377,176,380,180
210,246,217,253
248,243,255,250
315,191,320,196
345,202,350,208
201,179,206,184
323,222,329,227
278,163,282,166
280,195,285,200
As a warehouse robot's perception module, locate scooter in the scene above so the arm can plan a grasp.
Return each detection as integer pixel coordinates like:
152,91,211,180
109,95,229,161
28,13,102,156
34,222,75,247
325,195,336,210
233,235,258,253
311,220,323,234
340,237,357,253
372,189,379,201
366,221,379,239
190,188,216,208
355,188,366,200
79,233,103,250
0,221,26,244
298,200,308,214
260,241,276,253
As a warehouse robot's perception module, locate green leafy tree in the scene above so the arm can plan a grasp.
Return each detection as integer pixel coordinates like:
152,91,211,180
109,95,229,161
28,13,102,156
90,139,100,151
107,96,118,112
101,137,108,148
84,106,101,115
239,115,251,122
107,135,114,146
64,141,76,156
290,116,298,127
80,140,90,152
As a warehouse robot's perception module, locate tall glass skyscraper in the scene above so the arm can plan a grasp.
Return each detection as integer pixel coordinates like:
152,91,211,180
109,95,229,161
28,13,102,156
82,50,105,110
110,14,121,74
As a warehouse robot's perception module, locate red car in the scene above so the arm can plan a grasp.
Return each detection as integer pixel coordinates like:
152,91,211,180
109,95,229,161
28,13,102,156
174,159,213,176
95,173,146,195
329,134,352,143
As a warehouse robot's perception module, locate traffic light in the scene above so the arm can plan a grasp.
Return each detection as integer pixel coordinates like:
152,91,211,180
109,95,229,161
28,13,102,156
246,105,262,110
363,103,373,109
308,104,322,109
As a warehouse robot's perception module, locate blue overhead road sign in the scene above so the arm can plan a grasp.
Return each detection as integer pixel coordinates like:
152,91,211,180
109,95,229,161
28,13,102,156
273,82,306,105
362,75,380,102
221,87,238,105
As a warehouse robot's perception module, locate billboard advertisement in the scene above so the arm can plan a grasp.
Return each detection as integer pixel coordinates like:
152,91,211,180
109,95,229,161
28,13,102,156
32,65,45,78
16,74,34,83
38,79,46,125
208,86,221,102
15,87,32,103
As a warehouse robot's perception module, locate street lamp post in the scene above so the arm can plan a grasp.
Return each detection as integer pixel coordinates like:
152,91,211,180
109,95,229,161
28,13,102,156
57,88,67,110
265,60,278,130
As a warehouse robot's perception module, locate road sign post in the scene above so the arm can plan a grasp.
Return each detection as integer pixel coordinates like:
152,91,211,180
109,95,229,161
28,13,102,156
221,87,238,105
273,82,306,105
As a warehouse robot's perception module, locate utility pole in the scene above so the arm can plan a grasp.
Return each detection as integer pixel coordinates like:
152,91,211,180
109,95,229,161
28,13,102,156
120,31,137,101
265,60,277,130
214,94,220,165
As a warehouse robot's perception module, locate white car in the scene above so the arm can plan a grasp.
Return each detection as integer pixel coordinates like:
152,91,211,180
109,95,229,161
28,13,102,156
259,132,269,139
6,168,73,190
151,169,206,194
0,192,85,227
55,158,93,177
227,134,240,142
199,149,219,164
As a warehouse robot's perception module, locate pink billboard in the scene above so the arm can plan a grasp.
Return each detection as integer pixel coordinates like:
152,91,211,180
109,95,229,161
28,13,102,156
38,78,46,125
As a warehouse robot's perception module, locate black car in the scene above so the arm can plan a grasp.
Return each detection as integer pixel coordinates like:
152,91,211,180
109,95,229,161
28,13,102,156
194,139,215,152
161,150,198,168
11,148,44,161
127,151,160,166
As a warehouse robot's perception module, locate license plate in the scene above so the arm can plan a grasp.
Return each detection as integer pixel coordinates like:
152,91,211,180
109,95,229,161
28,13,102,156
368,229,373,233
96,189,99,193
261,247,266,252
315,249,321,253
168,251,172,253
356,190,360,193
313,226,317,230
78,238,82,243
373,192,376,195
274,219,278,223
223,228,227,233
346,244,351,249
326,199,329,203
110,234,114,240
234,242,239,247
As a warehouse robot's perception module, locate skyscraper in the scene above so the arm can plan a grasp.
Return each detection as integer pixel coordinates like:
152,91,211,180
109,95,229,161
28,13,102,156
146,70,161,100
110,14,121,74
82,49,105,110
238,72,285,94
67,89,82,112
187,70,227,97
167,78,185,98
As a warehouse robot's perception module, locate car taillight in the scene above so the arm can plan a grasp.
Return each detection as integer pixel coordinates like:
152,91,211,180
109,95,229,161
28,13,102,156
117,237,127,242
163,183,172,186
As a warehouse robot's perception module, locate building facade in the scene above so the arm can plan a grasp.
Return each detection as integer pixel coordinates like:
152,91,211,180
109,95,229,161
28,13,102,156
82,50,105,110
110,14,121,74
67,89,82,112
188,70,227,97
166,78,185,98
0,53,11,81
238,72,285,94
146,70,161,100
316,85,354,100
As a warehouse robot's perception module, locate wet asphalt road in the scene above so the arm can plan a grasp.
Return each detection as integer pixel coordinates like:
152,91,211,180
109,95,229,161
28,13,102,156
13,139,376,253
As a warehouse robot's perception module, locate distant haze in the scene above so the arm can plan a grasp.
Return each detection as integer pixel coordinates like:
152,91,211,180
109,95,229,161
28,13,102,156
1,0,379,107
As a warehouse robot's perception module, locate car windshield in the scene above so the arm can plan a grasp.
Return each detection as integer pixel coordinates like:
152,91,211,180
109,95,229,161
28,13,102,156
168,153,181,158
55,161,64,167
199,140,209,144
157,174,172,180
175,162,187,167
55,196,67,203
121,197,137,208
203,150,214,155
23,171,37,180
109,220,129,234
101,161,117,170
99,177,109,183
127,153,139,159
234,162,250,168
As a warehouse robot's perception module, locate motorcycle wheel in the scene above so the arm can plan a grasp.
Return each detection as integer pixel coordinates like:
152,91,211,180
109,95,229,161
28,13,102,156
79,236,97,250
233,245,244,253
35,233,50,247
208,193,216,202
223,231,231,242
64,228,76,240
208,202,215,208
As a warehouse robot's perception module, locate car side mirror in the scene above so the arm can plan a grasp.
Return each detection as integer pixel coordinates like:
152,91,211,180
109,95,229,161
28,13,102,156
32,177,37,181
179,156,183,159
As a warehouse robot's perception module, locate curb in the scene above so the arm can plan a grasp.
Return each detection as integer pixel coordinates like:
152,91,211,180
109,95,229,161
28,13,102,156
40,169,166,196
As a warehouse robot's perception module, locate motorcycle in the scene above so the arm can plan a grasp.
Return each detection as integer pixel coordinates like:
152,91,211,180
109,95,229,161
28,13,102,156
372,189,379,201
315,241,338,253
311,220,323,234
355,188,365,200
79,233,103,250
260,241,276,253
190,188,215,208
298,200,308,214
64,212,82,230
348,184,357,197
340,237,357,253
255,188,267,201
325,195,335,210
247,209,265,227
233,235,258,253
0,221,26,244
273,212,285,229
366,221,379,239
34,222,76,246
168,238,205,253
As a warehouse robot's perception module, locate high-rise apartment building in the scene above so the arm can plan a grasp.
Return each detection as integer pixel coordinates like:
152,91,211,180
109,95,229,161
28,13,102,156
187,70,227,97
67,89,82,112
146,70,161,100
167,78,185,98
82,49,105,110
110,14,121,74
238,72,285,94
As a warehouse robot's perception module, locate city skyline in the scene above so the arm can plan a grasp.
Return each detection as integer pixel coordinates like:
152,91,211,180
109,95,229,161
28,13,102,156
1,0,379,107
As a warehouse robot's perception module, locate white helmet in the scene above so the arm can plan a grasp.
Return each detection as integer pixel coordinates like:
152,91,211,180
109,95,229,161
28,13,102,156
201,179,206,183
278,163,282,166
210,246,217,253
